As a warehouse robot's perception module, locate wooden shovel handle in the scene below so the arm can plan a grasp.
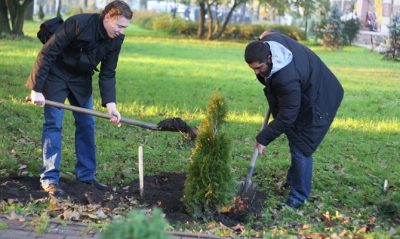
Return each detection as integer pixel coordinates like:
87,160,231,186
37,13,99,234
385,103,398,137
27,97,160,130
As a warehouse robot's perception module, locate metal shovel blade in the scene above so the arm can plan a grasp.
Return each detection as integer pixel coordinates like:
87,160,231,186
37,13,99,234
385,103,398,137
238,179,258,203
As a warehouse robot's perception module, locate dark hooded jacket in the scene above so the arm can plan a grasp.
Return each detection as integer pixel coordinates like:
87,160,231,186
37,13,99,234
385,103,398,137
256,31,344,156
25,13,124,106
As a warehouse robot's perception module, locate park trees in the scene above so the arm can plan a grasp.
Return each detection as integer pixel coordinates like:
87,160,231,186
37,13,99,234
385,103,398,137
0,0,33,36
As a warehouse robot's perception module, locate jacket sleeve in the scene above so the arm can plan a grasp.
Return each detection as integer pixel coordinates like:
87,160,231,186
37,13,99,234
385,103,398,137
26,18,79,92
256,78,301,146
98,36,124,106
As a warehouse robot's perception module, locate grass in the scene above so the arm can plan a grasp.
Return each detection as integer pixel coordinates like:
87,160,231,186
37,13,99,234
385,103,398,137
0,20,399,237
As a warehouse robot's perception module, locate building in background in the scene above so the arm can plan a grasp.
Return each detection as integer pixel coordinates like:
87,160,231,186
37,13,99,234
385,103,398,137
332,0,400,33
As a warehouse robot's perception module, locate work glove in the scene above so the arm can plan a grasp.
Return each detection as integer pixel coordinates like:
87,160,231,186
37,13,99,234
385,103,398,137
106,102,121,126
30,90,45,106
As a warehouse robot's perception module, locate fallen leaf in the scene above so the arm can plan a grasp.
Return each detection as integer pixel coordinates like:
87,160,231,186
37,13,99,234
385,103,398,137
6,210,25,222
63,210,80,221
302,224,310,230
356,226,368,234
338,229,347,237
306,232,325,239
231,224,245,233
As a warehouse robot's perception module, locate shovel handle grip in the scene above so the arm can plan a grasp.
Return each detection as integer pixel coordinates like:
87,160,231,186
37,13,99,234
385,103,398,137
244,148,259,182
27,97,160,130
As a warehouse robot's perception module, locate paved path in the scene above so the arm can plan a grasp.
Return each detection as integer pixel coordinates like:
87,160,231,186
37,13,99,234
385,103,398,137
0,215,221,239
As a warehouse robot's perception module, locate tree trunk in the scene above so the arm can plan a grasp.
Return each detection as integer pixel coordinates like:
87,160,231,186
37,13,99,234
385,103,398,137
212,3,220,35
24,0,33,20
4,0,33,36
255,1,260,22
213,0,238,39
205,0,213,40
197,0,206,38
0,0,11,34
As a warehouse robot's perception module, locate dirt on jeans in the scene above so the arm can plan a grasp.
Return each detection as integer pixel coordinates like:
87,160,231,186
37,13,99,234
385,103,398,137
0,173,266,228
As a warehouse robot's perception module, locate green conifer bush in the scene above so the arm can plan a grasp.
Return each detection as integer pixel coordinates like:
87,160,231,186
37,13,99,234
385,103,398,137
183,92,234,219
323,4,344,49
384,14,400,60
100,208,171,239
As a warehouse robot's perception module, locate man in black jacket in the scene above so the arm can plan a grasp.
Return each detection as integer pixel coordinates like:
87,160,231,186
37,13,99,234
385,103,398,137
26,0,133,196
244,30,344,208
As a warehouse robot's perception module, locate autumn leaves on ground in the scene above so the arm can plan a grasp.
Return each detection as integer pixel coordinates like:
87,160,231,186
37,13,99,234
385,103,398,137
0,22,399,238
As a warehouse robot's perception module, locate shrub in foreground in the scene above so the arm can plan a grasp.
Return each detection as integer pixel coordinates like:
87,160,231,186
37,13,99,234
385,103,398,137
100,208,171,239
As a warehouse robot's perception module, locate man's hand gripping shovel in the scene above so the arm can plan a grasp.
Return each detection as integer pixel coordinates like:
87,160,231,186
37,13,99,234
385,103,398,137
238,108,271,203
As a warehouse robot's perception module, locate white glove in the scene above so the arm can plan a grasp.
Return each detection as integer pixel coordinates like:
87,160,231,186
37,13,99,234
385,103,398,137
106,102,121,126
30,90,45,106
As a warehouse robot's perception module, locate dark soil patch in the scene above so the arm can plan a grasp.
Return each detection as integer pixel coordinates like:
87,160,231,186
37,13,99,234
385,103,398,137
157,118,197,140
0,173,266,226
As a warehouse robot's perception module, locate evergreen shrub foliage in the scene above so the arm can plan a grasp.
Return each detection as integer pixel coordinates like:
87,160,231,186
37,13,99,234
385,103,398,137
132,10,304,41
100,208,171,239
152,13,173,30
343,17,361,45
323,5,344,49
183,92,234,219
168,18,197,35
133,10,157,29
384,14,400,60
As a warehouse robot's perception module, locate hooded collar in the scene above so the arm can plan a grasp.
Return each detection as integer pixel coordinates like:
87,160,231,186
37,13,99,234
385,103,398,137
263,41,293,78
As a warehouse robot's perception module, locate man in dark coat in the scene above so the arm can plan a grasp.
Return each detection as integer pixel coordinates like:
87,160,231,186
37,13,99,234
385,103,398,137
244,30,344,208
26,0,133,196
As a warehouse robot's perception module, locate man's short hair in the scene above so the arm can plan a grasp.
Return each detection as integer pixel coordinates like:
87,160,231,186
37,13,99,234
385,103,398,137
244,41,271,64
102,0,133,20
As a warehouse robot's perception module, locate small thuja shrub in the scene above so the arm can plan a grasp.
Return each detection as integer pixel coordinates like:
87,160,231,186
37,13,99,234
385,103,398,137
384,14,400,60
100,208,171,239
184,92,234,219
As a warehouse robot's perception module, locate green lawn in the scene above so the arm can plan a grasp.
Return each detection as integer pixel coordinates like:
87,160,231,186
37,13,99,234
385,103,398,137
0,21,399,237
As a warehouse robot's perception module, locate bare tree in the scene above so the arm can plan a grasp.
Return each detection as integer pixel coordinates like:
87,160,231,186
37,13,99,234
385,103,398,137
0,0,33,36
197,0,206,38
0,0,11,34
212,0,241,39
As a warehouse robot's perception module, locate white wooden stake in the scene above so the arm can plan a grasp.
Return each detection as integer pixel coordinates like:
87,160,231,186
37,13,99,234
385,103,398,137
138,145,144,198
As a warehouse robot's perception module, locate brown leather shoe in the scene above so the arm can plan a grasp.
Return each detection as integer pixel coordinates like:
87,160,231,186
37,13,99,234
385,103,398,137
42,183,66,197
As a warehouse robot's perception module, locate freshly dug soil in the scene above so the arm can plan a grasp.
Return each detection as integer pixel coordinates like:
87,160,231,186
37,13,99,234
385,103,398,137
157,118,197,140
0,172,266,226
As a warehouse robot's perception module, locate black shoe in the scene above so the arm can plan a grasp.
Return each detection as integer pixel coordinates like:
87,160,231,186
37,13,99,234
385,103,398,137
42,183,66,197
284,198,304,209
79,179,109,191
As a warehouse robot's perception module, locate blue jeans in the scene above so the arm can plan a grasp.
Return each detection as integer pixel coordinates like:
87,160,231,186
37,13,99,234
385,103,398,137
40,96,96,186
286,143,313,206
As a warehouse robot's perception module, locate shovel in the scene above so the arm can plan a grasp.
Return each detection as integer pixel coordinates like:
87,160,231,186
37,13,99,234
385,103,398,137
238,108,271,202
26,98,197,138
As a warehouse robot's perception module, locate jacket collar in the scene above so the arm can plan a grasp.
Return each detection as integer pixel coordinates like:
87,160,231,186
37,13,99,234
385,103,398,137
263,40,293,78
97,14,109,40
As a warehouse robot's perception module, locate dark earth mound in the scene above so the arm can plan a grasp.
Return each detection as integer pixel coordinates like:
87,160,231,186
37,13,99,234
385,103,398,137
0,173,266,226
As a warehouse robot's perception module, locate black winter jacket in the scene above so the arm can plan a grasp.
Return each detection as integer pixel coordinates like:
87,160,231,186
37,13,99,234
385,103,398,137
26,13,124,106
256,31,344,156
